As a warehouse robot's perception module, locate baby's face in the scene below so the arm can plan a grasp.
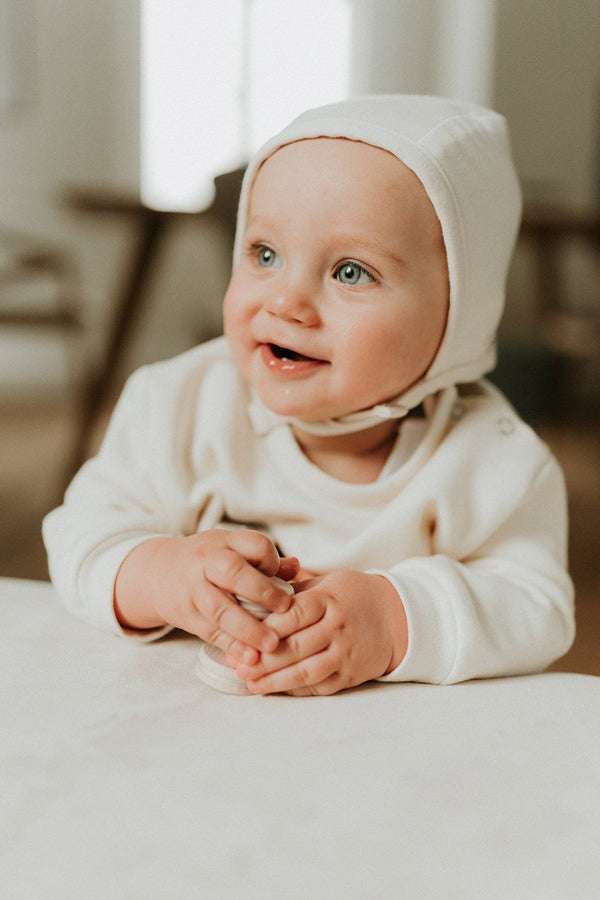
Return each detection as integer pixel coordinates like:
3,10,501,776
224,138,449,422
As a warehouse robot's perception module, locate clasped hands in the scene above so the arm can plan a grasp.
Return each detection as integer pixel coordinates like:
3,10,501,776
233,567,408,696
114,528,407,696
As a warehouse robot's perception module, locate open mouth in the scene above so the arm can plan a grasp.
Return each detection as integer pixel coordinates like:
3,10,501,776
268,343,316,363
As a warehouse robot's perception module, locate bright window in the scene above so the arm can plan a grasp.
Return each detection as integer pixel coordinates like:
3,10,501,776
141,0,354,211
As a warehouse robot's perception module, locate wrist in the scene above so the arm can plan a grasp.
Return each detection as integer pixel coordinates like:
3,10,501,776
373,574,408,675
113,538,170,630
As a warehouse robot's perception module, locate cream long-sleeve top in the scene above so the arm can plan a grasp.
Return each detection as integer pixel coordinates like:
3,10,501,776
43,337,575,685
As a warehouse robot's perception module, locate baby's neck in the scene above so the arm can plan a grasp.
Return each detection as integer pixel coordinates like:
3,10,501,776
292,420,400,484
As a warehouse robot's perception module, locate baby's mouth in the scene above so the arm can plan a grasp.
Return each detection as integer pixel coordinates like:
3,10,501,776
268,343,316,363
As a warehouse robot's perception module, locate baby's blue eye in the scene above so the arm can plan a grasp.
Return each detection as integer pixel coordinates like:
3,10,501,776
256,245,280,268
335,261,373,285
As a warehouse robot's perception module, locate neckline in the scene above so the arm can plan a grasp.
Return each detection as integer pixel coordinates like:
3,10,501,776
261,386,457,496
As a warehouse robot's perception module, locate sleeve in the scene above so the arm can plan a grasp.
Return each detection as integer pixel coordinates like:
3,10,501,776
372,454,575,684
42,364,187,639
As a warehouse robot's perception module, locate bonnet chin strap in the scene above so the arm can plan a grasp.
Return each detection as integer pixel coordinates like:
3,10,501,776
247,395,412,437
247,380,443,437
246,365,467,437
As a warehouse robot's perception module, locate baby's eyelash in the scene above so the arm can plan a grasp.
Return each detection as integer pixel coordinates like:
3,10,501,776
246,241,272,257
334,260,377,286
247,242,281,269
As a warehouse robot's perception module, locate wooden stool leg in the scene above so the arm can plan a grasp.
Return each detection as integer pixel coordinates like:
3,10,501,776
64,211,166,486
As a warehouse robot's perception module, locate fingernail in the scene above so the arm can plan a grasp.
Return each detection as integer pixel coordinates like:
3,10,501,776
241,647,257,665
274,580,295,611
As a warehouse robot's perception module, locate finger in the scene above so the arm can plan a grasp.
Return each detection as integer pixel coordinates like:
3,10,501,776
264,587,326,639
225,641,260,666
224,648,254,668
286,674,344,697
245,649,338,696
276,556,300,581
190,582,280,654
205,550,292,614
294,568,319,581
236,618,330,681
225,529,281,576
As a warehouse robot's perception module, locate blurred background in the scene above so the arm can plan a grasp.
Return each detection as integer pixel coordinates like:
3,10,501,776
1,0,598,671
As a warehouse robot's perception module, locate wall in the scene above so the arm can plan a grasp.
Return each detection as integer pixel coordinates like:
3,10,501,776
0,0,229,401
493,0,600,367
354,0,496,105
1,1,140,232
0,1,143,399
494,0,600,209
2,0,599,401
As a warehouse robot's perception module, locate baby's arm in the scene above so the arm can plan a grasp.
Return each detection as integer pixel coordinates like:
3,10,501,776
234,570,408,695
42,356,298,647
114,529,296,665
235,453,574,694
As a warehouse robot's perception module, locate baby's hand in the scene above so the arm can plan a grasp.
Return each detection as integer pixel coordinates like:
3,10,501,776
114,529,297,665
233,570,408,695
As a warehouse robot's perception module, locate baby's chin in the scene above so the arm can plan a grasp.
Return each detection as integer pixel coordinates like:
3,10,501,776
262,403,339,422
251,378,407,423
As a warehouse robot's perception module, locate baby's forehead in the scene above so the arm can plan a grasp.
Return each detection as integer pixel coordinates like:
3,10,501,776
253,137,426,201
249,136,438,232
259,135,405,173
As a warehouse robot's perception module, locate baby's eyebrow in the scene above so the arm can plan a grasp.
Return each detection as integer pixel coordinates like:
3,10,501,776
245,213,277,232
244,216,406,267
332,233,406,267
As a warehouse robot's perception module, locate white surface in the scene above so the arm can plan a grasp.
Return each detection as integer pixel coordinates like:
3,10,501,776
2,577,600,900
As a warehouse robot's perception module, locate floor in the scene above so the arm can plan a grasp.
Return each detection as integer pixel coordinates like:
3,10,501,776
1,399,598,676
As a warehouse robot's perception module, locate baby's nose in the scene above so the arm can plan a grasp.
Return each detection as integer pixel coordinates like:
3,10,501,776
266,286,319,325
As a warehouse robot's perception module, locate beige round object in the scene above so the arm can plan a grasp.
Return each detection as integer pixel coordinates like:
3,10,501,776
196,577,295,694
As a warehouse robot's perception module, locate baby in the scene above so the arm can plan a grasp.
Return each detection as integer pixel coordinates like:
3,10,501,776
43,95,574,695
